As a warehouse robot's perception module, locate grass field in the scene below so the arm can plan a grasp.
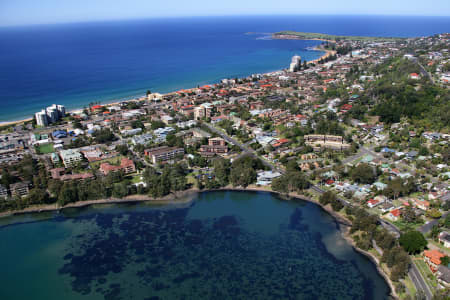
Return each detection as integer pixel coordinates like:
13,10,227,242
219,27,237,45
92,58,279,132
37,143,54,154
392,220,423,232
90,155,124,167
402,275,417,299
414,259,438,288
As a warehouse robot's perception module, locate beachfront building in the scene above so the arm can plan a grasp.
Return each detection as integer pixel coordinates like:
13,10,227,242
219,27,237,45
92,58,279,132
144,146,184,164
35,110,49,127
59,149,83,167
289,55,302,72
34,104,66,127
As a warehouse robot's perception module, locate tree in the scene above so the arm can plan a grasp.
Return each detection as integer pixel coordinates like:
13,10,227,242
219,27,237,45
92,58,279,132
212,158,231,187
426,208,442,219
399,231,427,254
116,144,129,156
440,256,450,266
351,163,376,184
112,182,128,198
229,155,263,187
92,128,116,143
26,188,50,205
403,205,420,223
430,225,441,240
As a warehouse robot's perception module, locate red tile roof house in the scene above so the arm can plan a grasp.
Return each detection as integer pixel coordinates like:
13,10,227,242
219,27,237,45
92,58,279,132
410,73,420,80
387,208,402,221
272,138,290,149
423,250,446,272
100,158,136,176
367,198,381,208
340,104,353,112
325,179,335,186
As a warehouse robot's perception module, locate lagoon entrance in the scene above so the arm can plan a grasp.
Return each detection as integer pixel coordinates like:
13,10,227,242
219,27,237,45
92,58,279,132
0,191,390,299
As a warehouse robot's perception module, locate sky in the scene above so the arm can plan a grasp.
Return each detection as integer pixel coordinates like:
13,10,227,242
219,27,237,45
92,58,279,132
1,0,450,27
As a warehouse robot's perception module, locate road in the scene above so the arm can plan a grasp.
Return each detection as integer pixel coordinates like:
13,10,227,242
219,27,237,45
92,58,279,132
202,123,285,174
418,211,449,234
409,261,433,300
418,61,435,85
311,184,401,237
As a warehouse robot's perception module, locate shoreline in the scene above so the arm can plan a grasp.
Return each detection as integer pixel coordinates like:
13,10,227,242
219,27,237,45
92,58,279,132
0,186,397,298
0,47,327,127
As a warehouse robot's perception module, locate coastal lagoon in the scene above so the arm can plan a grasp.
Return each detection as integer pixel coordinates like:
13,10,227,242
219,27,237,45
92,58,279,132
0,191,390,299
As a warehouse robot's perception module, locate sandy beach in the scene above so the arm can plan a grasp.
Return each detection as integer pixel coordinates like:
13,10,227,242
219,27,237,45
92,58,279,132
0,42,331,128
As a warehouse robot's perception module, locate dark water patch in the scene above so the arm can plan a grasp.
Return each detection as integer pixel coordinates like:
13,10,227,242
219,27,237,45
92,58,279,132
0,191,390,299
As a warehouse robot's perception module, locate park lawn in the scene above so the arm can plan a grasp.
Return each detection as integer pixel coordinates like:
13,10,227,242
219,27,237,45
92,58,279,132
186,173,197,186
401,275,417,299
38,143,55,154
414,259,438,289
392,220,423,232
90,155,124,168
130,175,144,184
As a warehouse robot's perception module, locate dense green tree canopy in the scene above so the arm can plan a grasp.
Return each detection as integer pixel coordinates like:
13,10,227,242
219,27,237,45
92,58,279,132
399,231,427,254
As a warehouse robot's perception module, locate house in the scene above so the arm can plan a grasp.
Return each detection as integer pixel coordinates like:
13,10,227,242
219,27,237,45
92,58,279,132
423,249,445,272
413,199,430,211
439,231,450,248
256,171,282,186
410,73,420,80
387,208,401,221
437,266,450,288
99,158,136,175
373,182,388,191
367,198,382,208
380,202,394,213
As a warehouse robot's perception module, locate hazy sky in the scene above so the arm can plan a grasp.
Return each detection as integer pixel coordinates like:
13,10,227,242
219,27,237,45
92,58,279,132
1,0,449,26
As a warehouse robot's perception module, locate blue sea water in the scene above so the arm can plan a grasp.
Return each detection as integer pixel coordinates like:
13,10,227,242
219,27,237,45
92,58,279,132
0,15,449,122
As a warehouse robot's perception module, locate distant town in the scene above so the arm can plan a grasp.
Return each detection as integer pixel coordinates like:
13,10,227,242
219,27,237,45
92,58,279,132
0,32,449,299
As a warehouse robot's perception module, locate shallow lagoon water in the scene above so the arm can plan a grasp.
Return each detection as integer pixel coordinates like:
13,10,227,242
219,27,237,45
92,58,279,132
0,191,390,299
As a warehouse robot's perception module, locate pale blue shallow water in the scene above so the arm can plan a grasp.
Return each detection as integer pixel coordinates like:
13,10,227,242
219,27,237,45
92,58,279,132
0,15,449,121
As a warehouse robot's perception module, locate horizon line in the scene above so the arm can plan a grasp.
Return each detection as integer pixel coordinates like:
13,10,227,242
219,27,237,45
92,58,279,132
1,13,450,28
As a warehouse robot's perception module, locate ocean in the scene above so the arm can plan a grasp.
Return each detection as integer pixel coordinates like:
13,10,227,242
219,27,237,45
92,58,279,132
0,15,449,122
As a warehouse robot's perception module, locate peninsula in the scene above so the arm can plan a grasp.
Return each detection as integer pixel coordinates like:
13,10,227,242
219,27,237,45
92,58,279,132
273,31,407,42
